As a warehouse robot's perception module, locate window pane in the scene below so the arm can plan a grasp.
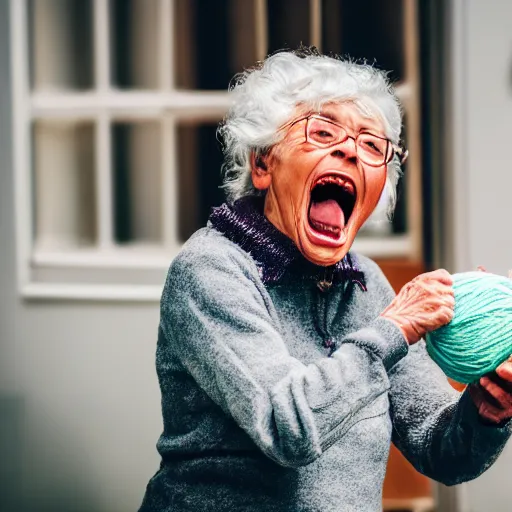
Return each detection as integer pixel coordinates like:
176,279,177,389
109,0,160,89
174,0,258,90
29,0,93,90
358,194,392,236
32,121,97,248
176,121,225,242
112,121,162,244
267,0,311,55
322,0,404,82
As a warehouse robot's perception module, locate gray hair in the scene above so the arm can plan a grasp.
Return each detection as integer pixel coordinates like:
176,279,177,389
218,48,404,214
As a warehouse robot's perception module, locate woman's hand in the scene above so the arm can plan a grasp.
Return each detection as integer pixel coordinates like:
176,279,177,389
469,356,512,424
380,269,455,345
469,266,512,424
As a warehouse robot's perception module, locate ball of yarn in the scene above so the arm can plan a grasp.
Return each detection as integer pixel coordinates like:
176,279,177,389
425,271,512,384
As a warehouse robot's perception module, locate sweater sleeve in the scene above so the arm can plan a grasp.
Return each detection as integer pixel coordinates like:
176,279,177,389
159,232,407,468
389,341,512,485
352,255,512,484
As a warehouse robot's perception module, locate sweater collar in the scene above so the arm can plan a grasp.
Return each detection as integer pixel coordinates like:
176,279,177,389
208,196,366,290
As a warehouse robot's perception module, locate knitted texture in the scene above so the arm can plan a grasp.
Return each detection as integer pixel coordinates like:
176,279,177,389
139,206,512,512
209,197,366,290
426,271,512,384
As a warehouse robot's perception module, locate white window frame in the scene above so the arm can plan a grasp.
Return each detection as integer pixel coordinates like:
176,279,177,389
11,0,421,302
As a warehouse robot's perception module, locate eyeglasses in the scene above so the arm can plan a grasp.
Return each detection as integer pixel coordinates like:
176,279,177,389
280,114,408,167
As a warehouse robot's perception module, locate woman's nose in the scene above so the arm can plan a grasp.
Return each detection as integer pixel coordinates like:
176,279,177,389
330,137,358,163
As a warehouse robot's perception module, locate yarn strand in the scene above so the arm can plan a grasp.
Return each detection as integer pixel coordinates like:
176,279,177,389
425,272,512,384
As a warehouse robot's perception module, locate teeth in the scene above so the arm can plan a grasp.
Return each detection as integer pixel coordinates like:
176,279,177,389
309,219,341,235
315,175,355,195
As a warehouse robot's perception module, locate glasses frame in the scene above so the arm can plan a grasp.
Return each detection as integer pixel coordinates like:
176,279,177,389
280,114,409,166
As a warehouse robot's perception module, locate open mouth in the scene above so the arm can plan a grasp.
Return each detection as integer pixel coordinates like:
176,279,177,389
308,174,356,241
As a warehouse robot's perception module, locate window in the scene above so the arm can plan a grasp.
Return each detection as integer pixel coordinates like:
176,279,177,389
11,0,422,300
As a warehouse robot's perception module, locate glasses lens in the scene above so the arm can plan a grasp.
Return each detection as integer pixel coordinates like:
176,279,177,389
307,118,343,146
357,134,391,165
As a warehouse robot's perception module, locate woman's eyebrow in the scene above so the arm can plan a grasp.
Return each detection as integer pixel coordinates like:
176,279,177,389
359,126,381,134
318,110,339,122
318,110,385,137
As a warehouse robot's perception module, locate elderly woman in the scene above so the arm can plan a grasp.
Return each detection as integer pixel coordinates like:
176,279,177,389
139,49,512,512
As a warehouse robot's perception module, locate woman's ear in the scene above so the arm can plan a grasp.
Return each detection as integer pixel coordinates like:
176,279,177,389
251,152,272,190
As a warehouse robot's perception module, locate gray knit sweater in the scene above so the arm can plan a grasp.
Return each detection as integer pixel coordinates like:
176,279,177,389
139,200,511,512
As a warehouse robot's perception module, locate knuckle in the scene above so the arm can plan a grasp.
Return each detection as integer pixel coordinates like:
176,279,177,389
437,268,453,283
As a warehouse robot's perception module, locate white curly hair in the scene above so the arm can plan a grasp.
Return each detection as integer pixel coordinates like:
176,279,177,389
218,48,404,215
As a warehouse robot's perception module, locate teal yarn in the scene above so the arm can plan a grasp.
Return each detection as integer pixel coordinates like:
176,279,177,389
426,271,512,384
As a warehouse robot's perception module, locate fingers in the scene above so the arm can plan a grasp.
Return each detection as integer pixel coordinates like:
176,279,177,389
477,399,509,424
469,384,511,424
424,305,454,331
415,276,454,303
380,268,454,345
420,268,453,286
495,356,512,382
480,376,512,409
508,269,512,279
469,384,485,409
439,305,454,324
435,285,455,306
421,282,455,319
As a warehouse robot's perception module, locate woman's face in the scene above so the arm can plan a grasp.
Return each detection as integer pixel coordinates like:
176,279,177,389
251,102,388,266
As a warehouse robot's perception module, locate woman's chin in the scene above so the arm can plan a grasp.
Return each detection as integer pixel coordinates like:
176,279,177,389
304,250,349,267
299,238,351,267
298,224,353,266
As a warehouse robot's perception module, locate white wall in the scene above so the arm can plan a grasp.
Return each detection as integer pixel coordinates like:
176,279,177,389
449,1,512,511
0,1,162,511
2,0,512,511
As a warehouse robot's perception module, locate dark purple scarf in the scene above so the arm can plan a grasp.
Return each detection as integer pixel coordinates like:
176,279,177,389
208,196,366,291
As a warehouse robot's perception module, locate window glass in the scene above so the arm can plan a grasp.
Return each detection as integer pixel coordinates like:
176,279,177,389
29,0,94,90
176,121,225,241
322,0,405,82
109,0,160,89
174,0,258,90
32,120,97,248
267,0,311,54
112,121,162,244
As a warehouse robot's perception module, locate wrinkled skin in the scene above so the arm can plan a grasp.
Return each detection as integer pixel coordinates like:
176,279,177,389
380,269,455,344
253,101,455,345
469,360,512,425
383,265,512,425
251,102,387,267
253,101,512,425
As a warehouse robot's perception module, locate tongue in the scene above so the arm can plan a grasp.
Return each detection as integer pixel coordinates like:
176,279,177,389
309,199,345,234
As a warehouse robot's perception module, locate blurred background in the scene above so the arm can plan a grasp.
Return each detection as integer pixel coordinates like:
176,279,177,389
0,0,511,511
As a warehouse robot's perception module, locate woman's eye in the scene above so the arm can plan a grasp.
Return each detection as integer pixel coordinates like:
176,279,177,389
313,130,334,139
363,140,384,155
